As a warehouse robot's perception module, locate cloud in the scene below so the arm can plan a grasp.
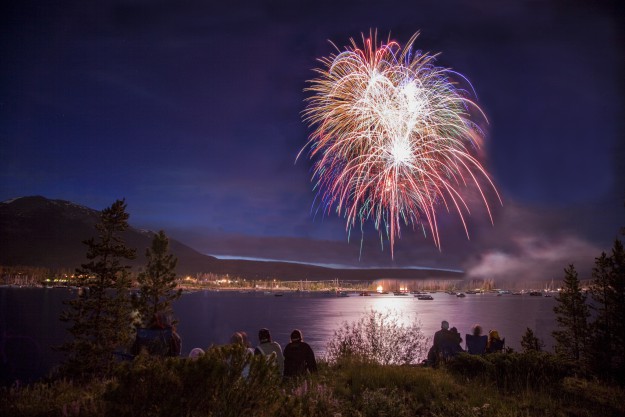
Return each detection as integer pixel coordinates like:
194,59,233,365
463,233,601,286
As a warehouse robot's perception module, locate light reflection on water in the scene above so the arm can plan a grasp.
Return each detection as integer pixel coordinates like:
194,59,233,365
176,291,557,358
0,288,557,382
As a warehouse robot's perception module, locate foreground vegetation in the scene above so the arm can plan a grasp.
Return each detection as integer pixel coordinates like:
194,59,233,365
1,347,624,417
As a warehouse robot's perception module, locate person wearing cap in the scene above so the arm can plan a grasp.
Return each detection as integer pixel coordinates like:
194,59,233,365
254,328,284,375
283,329,317,378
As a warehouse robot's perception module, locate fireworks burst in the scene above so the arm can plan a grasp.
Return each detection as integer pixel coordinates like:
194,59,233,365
298,31,500,256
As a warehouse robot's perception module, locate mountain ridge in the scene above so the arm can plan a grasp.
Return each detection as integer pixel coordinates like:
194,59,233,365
0,196,464,281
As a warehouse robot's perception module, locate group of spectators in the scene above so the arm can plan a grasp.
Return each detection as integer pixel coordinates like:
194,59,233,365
426,320,505,365
131,313,503,371
188,328,317,379
129,312,317,378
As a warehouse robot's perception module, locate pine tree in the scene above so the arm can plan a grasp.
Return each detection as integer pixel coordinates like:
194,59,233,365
135,230,181,326
520,327,544,353
587,251,614,379
588,239,625,382
552,264,590,363
610,239,625,381
59,200,136,378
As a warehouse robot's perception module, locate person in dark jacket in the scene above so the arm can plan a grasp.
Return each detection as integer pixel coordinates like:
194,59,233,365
131,312,181,357
283,329,317,377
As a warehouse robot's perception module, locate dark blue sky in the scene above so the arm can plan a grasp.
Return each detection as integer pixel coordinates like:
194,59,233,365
1,0,623,280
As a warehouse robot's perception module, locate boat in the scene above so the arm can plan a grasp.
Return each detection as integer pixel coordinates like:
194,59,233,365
338,291,349,297
529,291,542,296
465,290,479,294
456,292,466,298
359,291,370,296
416,294,433,300
274,293,284,297
393,291,409,296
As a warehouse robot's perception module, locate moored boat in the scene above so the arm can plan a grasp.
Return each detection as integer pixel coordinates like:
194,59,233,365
416,294,433,300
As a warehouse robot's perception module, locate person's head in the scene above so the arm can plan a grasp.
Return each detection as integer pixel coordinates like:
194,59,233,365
230,332,244,346
489,330,500,340
441,320,449,330
240,331,251,347
189,348,204,360
258,328,271,343
290,329,302,342
472,324,483,336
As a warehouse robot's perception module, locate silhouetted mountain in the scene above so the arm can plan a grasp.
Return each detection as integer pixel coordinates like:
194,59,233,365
0,196,463,281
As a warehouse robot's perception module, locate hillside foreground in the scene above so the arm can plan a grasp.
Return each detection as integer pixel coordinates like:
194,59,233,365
1,348,623,417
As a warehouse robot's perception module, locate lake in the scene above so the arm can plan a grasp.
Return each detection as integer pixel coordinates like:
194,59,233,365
0,287,558,383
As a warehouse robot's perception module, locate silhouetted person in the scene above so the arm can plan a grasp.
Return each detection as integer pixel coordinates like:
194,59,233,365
466,324,487,354
283,329,317,378
131,312,181,357
426,320,451,365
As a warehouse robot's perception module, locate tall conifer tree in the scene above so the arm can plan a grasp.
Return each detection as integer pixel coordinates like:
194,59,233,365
588,239,625,382
135,230,181,326
59,199,136,378
552,264,590,363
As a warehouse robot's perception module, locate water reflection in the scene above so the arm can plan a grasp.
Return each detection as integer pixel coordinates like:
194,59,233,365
176,291,557,360
1,288,558,382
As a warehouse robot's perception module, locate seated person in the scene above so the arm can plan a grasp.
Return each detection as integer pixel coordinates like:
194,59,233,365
486,329,505,353
131,312,181,357
254,328,284,375
426,320,462,364
465,324,487,354
283,329,317,378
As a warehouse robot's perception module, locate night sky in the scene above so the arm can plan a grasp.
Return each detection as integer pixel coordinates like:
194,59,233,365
1,0,623,281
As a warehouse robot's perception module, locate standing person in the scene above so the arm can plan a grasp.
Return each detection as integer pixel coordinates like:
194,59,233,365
254,328,284,375
283,329,317,378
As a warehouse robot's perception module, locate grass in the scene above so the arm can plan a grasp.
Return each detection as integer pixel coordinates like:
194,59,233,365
2,348,624,417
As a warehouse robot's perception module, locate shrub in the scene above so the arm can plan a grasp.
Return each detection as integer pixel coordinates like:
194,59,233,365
520,327,544,353
447,351,572,393
105,344,285,417
0,378,107,417
325,309,428,365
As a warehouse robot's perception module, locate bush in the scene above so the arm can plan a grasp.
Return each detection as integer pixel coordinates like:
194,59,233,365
105,344,285,417
325,309,428,365
0,378,107,417
447,351,572,393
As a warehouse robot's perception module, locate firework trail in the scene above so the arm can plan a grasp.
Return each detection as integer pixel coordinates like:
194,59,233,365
298,31,500,256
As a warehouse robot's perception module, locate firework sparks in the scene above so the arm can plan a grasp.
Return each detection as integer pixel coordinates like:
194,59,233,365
298,31,500,256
